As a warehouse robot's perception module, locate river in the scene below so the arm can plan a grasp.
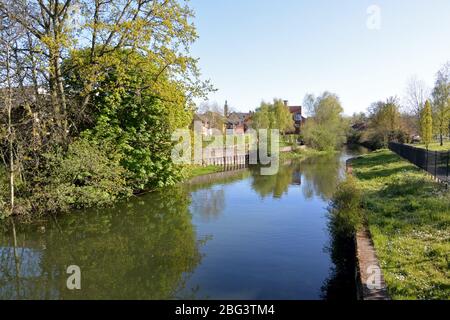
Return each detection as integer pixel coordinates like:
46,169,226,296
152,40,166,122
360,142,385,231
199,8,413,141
0,146,368,300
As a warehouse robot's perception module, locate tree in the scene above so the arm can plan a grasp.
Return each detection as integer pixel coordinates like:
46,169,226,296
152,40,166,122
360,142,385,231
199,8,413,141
420,100,433,149
64,49,192,190
273,99,293,134
0,0,213,215
404,76,429,128
367,97,404,147
252,102,272,129
0,11,22,215
431,62,450,146
197,101,226,132
302,92,346,151
0,0,211,141
251,99,293,133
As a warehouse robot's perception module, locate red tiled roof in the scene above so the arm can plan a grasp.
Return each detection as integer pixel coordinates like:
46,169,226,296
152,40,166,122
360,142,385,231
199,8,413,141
289,106,302,114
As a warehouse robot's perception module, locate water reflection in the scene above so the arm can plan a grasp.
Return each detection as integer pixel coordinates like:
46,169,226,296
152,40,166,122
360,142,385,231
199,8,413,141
191,189,226,223
0,187,203,299
0,147,368,300
250,162,302,199
301,155,343,200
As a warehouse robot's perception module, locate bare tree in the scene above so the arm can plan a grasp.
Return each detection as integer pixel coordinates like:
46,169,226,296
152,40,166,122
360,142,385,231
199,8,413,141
404,76,430,123
0,12,22,214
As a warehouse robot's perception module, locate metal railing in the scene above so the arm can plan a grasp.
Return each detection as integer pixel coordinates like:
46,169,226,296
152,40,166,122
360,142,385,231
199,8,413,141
388,142,450,184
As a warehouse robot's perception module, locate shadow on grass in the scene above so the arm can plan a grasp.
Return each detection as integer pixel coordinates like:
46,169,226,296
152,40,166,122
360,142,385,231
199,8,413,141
355,166,413,181
352,150,418,181
352,151,399,167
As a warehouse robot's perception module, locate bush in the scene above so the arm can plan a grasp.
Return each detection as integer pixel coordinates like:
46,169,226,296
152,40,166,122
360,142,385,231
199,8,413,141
303,122,345,151
31,138,132,213
329,176,363,236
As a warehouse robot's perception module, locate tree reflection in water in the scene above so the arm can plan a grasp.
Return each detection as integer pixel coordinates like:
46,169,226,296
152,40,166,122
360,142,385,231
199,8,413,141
0,147,368,300
0,186,203,299
190,188,225,222
250,161,302,199
321,210,358,300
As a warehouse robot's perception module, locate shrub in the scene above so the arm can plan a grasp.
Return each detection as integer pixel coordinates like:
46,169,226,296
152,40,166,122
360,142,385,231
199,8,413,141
329,176,363,236
31,137,132,213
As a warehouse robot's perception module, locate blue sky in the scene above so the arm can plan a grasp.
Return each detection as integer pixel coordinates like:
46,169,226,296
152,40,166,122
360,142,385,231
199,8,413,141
189,0,450,115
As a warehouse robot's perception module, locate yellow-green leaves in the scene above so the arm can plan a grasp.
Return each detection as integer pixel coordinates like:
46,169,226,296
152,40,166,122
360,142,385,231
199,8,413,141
420,100,433,149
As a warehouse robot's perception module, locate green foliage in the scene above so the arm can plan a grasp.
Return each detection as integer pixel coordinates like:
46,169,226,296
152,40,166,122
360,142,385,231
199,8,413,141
420,100,433,148
187,165,223,179
252,99,293,133
31,138,132,213
0,186,202,299
353,97,412,149
0,1,212,217
352,150,450,299
65,49,190,191
302,92,347,151
412,141,450,151
330,176,363,236
431,62,450,146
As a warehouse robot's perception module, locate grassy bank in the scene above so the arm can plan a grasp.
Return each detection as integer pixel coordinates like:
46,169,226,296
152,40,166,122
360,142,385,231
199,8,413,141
279,147,336,161
409,141,450,151
351,149,450,300
186,165,223,179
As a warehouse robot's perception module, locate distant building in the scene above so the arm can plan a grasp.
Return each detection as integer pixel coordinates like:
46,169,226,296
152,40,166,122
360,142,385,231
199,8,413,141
283,100,306,134
226,112,251,134
193,111,225,136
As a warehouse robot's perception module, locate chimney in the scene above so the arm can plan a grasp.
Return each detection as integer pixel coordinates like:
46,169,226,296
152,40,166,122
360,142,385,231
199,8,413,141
224,100,229,118
283,100,288,107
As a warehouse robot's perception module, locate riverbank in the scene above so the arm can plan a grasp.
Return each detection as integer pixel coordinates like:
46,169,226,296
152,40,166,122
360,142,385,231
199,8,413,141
186,146,330,180
351,149,450,300
408,141,450,151
279,147,336,161
0,146,364,299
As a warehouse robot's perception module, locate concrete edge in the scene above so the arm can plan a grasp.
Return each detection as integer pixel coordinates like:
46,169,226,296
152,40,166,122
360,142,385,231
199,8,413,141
346,158,391,301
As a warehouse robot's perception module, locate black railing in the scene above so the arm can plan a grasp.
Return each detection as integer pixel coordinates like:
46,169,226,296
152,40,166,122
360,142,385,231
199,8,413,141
389,142,450,184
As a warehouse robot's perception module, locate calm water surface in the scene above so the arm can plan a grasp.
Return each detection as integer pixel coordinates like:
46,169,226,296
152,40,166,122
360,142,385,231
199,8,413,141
0,147,368,300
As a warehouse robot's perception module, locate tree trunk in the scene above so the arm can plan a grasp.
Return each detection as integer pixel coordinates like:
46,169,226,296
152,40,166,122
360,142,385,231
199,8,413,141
5,43,14,214
55,59,68,140
49,52,62,139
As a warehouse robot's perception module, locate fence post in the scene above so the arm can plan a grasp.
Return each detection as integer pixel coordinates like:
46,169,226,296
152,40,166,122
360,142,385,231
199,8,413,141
434,151,437,180
447,151,449,184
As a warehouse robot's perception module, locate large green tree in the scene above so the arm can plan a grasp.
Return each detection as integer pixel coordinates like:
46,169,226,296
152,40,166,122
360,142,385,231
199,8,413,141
0,0,211,141
64,49,192,190
252,99,293,133
302,92,346,151
431,62,450,146
420,100,433,149
366,97,405,147
0,1,213,215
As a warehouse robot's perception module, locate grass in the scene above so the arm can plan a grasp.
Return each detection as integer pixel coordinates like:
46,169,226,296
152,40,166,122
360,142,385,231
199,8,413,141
409,141,450,152
186,165,223,179
351,149,450,300
280,147,337,161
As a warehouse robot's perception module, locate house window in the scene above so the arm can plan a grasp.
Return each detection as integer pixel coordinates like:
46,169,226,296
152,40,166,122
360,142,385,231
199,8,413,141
294,114,302,121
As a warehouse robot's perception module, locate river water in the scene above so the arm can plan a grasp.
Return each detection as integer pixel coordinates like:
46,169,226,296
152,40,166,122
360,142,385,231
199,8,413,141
0,146,368,300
